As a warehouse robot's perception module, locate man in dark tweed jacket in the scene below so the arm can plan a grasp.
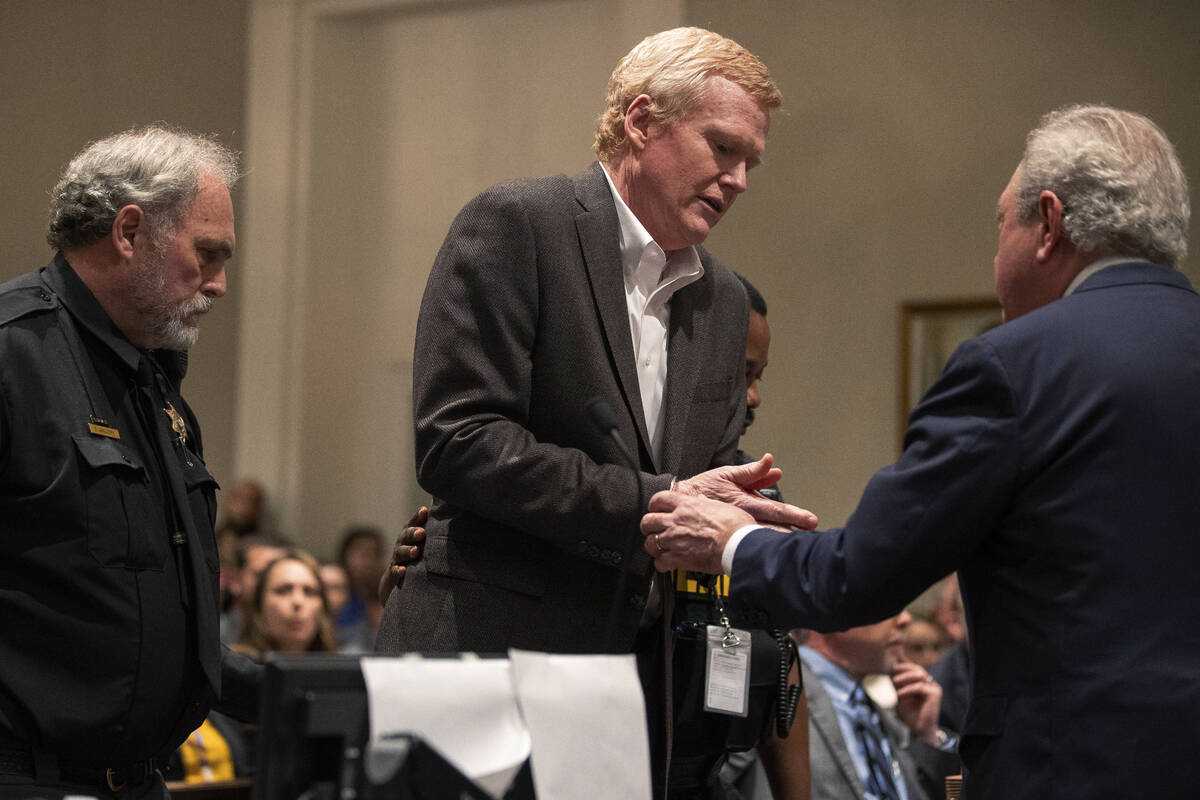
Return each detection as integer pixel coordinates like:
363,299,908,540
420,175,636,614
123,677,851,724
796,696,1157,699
376,27,814,797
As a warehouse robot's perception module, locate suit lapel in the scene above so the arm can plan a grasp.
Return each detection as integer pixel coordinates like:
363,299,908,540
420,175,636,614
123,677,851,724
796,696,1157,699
573,164,654,463
880,711,923,799
802,663,871,798
659,260,710,473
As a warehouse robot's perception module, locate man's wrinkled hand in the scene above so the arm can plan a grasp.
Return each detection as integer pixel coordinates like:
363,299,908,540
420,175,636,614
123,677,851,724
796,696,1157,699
377,506,428,605
640,492,755,574
674,454,819,529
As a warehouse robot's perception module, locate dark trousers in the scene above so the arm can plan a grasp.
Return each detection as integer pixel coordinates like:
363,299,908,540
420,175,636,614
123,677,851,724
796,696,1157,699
0,773,169,799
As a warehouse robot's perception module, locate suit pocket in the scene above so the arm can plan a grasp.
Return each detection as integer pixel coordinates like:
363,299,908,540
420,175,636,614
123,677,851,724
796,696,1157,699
73,434,163,570
425,528,549,598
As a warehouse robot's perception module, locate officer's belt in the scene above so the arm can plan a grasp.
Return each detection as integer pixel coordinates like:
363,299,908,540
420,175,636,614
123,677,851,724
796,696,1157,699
0,744,160,792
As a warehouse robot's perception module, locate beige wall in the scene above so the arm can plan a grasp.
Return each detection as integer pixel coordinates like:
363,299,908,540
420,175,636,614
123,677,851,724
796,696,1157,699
692,0,1200,526
235,0,685,554
0,0,249,491
5,0,1200,555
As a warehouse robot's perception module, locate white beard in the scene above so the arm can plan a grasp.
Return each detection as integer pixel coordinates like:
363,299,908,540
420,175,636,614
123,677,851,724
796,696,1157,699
125,246,211,350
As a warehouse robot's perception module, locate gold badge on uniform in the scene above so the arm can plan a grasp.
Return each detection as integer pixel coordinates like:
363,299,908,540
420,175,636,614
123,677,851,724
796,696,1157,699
163,401,188,447
87,415,121,439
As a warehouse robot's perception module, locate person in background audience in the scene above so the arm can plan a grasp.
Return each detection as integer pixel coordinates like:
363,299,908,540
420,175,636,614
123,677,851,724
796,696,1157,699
798,613,958,800
164,714,250,786
219,478,267,537
194,551,335,783
322,561,372,652
929,577,965,647
220,534,288,646
916,575,969,732
902,616,944,669
336,526,386,644
235,551,337,660
320,563,351,619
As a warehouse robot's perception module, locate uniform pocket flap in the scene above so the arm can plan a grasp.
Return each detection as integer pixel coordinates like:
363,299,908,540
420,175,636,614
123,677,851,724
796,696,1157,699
72,433,146,475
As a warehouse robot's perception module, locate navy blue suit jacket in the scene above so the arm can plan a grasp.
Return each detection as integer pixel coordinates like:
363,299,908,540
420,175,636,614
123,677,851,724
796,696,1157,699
729,262,1200,798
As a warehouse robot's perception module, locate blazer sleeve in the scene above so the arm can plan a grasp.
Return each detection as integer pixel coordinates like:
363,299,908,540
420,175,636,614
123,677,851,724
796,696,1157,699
412,185,673,552
730,336,1023,630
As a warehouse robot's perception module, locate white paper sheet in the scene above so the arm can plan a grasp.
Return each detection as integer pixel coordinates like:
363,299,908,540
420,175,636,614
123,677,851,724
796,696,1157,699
509,649,652,800
360,655,531,798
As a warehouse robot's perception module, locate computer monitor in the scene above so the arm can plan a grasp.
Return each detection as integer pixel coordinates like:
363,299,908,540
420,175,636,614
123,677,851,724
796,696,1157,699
252,654,531,800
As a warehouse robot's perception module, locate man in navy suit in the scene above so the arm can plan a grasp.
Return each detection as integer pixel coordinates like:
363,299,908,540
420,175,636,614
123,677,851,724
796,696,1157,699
640,104,1200,798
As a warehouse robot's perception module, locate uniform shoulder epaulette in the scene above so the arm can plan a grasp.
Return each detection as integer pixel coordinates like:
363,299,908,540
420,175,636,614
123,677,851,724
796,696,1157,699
0,273,59,327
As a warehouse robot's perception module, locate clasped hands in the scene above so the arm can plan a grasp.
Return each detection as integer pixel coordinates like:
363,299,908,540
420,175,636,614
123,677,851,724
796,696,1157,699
640,453,818,575
378,454,817,602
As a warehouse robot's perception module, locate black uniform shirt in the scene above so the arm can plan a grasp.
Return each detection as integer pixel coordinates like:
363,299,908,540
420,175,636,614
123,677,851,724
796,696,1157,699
0,254,221,765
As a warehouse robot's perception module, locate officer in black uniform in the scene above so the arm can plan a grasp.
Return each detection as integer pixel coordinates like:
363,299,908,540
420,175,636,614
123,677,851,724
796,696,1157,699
0,126,260,799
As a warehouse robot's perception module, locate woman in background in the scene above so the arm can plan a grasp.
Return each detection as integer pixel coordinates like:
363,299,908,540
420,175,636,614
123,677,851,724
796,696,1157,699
168,551,337,784
237,550,338,658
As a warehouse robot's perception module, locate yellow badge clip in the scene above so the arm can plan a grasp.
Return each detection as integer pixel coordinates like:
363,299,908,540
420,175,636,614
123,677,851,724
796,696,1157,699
87,416,120,440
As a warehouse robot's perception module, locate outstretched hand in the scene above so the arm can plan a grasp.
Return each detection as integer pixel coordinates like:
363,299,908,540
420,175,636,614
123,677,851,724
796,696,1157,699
377,506,428,605
674,454,819,529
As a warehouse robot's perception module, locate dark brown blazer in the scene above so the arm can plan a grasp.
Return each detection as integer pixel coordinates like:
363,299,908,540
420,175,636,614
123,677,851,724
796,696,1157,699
376,163,748,656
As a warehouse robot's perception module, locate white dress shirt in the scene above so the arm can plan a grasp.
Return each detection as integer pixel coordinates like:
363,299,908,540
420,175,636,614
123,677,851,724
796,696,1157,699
601,164,703,466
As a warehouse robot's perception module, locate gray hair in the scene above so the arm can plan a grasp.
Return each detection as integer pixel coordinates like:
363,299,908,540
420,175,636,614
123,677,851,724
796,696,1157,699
47,124,241,252
1016,104,1190,267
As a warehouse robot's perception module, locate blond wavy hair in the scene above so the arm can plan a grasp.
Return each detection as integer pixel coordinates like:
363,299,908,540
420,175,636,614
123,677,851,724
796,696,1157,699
594,27,781,162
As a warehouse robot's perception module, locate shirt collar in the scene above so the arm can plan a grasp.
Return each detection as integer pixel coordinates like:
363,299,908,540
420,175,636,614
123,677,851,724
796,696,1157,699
1063,255,1155,297
42,252,190,392
601,163,659,277
42,252,145,376
600,164,700,302
798,645,859,706
600,163,705,292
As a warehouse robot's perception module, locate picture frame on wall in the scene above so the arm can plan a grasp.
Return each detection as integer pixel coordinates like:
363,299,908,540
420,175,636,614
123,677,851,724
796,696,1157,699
898,298,1002,451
